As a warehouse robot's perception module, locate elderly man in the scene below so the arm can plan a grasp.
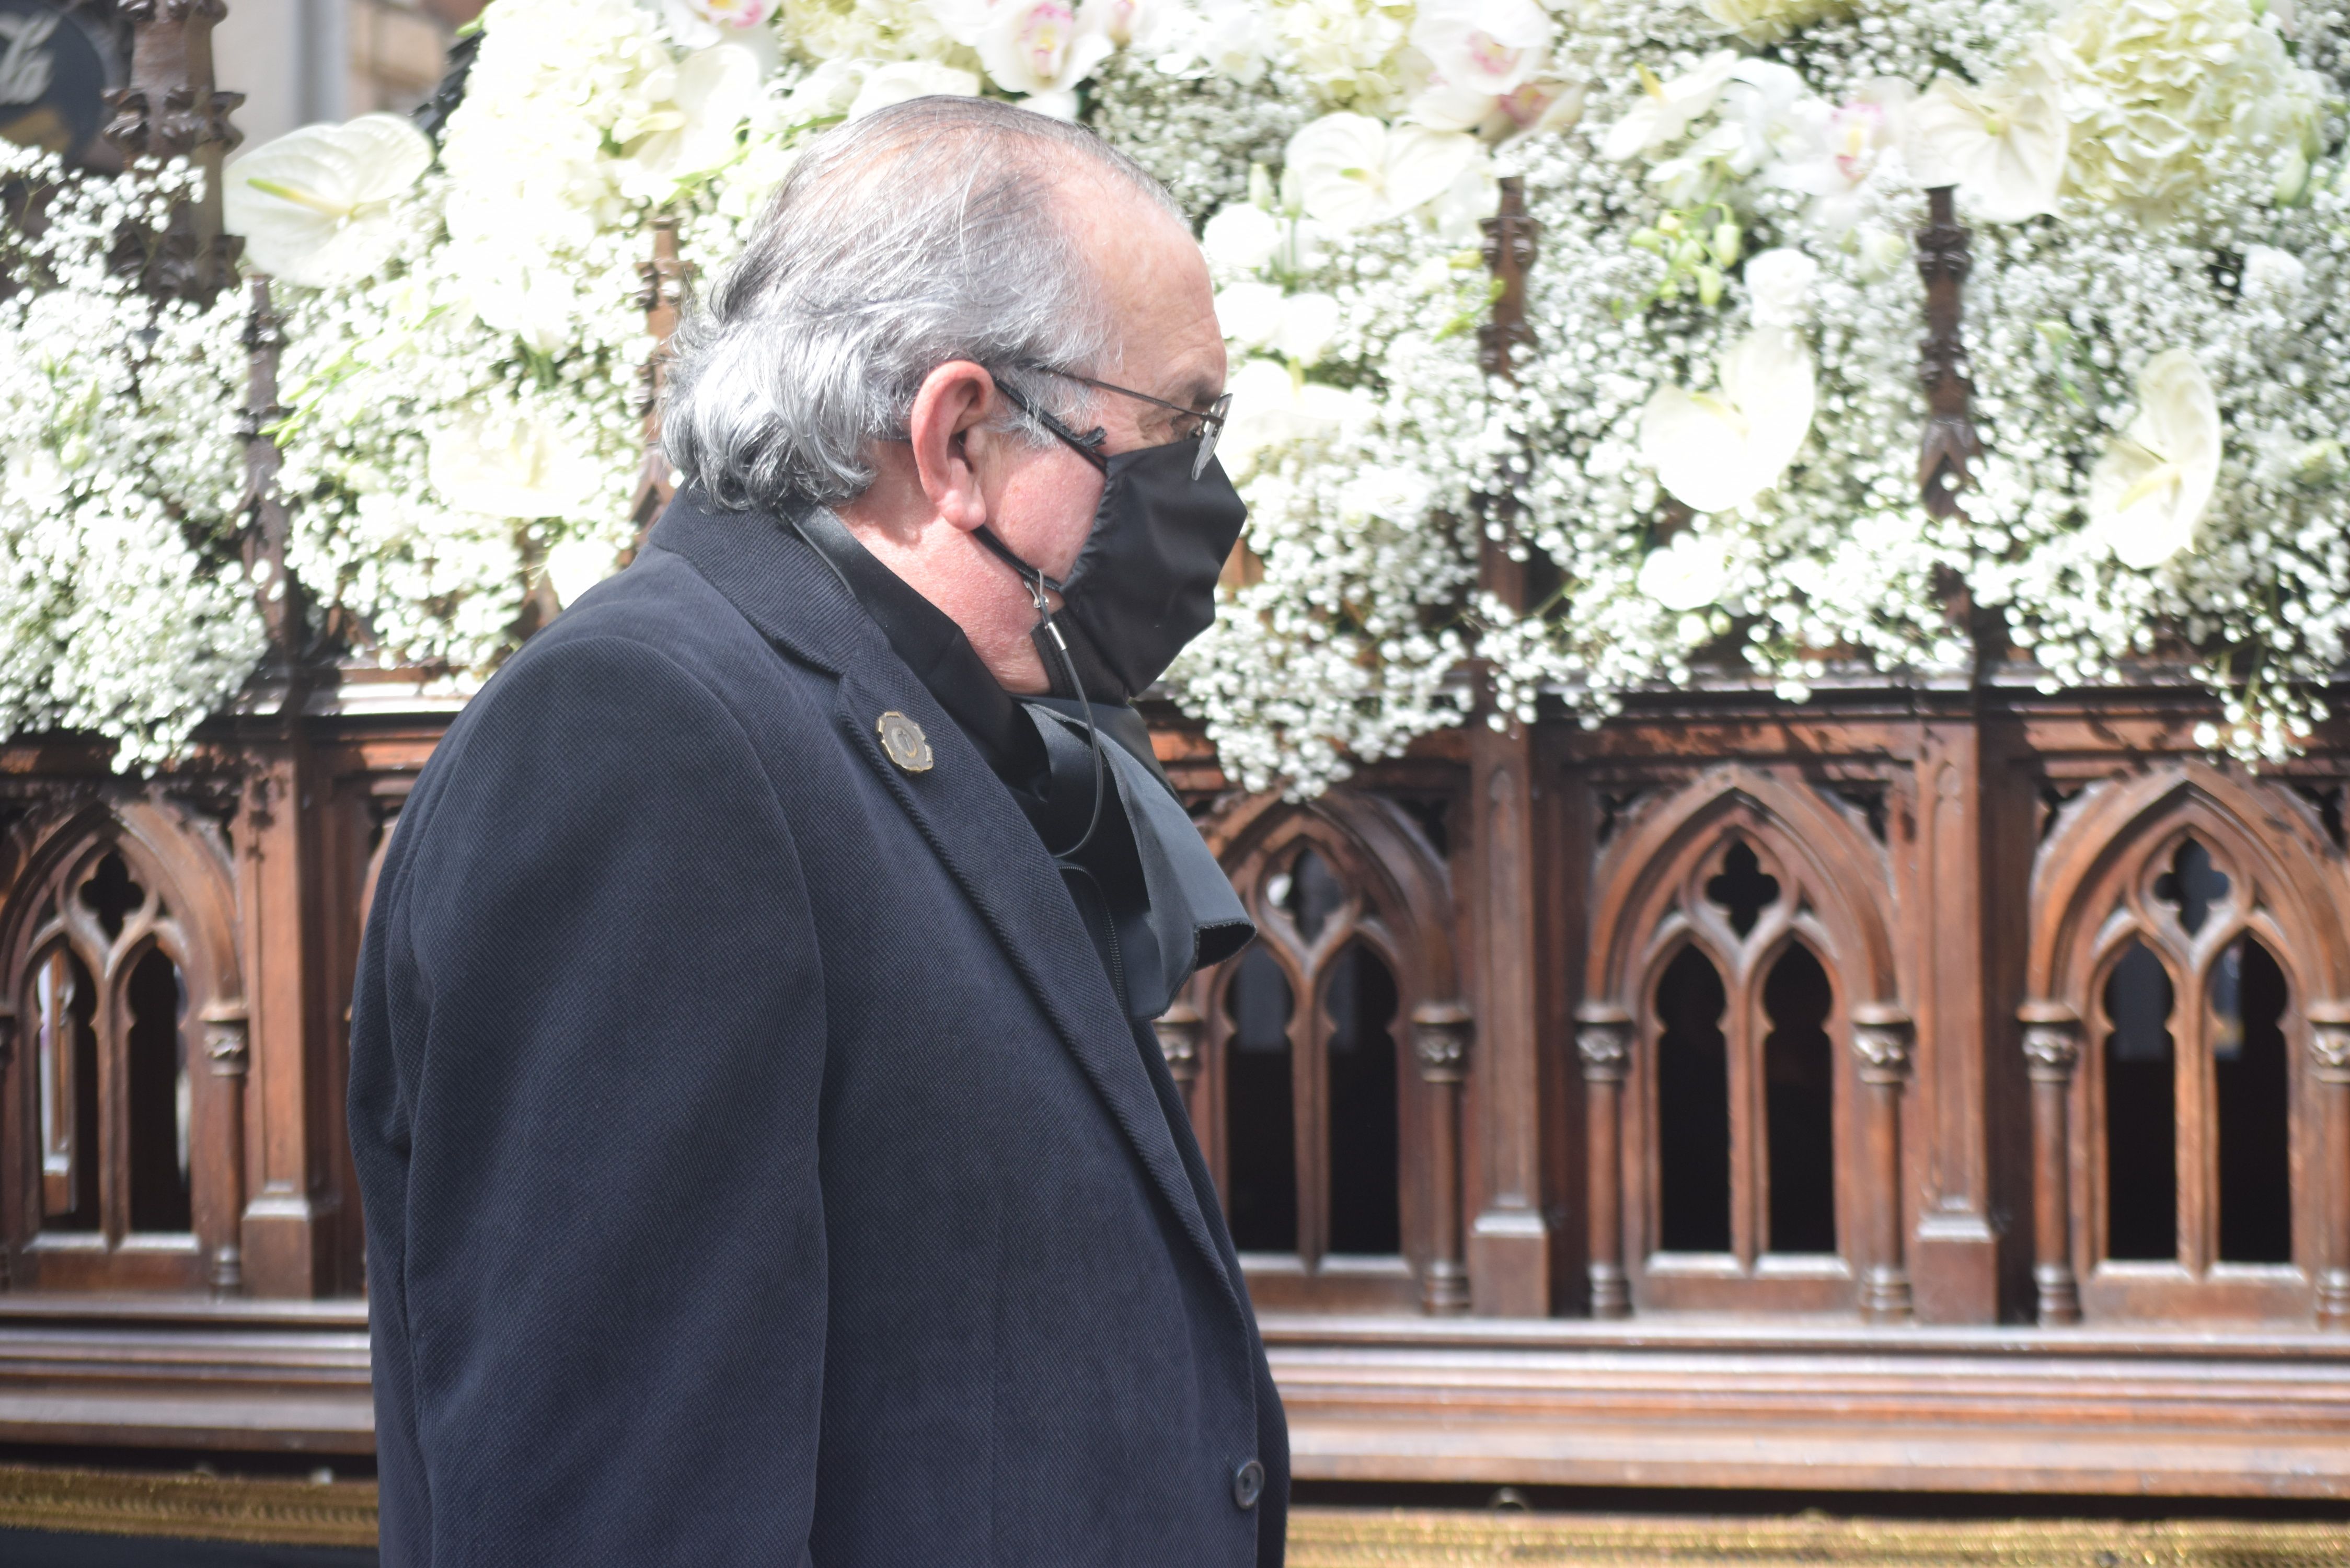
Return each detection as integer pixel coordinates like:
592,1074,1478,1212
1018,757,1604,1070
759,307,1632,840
347,97,1284,1565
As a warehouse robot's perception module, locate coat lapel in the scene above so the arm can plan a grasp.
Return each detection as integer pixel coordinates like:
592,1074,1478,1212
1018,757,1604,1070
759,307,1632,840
644,493,1237,1303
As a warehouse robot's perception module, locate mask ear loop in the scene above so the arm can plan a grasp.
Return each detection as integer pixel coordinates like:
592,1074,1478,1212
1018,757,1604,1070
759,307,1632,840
988,536,1106,864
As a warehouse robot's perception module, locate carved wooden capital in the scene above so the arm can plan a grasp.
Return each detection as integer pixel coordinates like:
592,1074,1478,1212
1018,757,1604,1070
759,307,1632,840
2019,1002,2082,1082
105,85,244,159
1152,1000,1202,1082
202,1002,250,1078
1411,1000,1473,1083
1851,1003,1915,1083
1574,1005,1631,1085
2310,1006,2350,1084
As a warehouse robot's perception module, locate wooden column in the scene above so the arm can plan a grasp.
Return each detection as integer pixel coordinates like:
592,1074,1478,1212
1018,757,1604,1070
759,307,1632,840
200,1004,249,1294
1411,1000,1473,1315
2019,1002,2082,1325
1461,176,1551,1316
1852,1004,1915,1323
105,0,245,303
1914,186,1979,516
2310,1005,2350,1330
1153,999,1204,1128
0,1006,13,1288
1574,1005,1631,1318
632,216,688,536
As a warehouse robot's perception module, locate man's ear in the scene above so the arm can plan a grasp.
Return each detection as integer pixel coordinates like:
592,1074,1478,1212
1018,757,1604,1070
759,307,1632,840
906,361,999,533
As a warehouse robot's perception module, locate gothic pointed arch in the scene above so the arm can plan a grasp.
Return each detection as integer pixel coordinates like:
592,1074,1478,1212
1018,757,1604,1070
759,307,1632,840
1575,765,1914,1320
1180,786,1467,1312
2020,762,2350,1326
0,787,249,1292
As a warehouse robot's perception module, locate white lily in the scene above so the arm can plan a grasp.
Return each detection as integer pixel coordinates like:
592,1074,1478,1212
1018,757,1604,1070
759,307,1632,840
619,44,762,201
2087,349,2220,570
1600,51,1741,162
221,113,434,287
1904,42,2068,223
428,409,594,521
849,60,982,120
1638,327,1816,513
1286,113,1483,232
1637,531,1732,612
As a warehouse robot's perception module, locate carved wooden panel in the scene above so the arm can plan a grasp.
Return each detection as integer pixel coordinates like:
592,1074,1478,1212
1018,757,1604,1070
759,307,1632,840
1576,765,1913,1318
0,789,249,1293
1183,788,1467,1313
2021,763,2350,1326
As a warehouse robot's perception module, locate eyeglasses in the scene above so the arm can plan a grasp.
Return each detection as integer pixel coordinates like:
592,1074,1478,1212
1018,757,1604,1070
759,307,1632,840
998,362,1232,480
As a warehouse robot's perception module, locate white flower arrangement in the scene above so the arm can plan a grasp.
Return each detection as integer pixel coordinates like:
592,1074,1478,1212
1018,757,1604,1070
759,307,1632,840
0,147,262,769
5,0,2350,784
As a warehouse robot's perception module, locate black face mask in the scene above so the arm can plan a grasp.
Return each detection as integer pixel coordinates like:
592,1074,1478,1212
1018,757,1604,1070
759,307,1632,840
973,432,1248,706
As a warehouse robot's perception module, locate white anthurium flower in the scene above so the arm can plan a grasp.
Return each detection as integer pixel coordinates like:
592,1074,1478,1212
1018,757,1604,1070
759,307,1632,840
545,538,622,610
1286,113,1482,232
2088,349,2221,571
221,113,433,287
849,60,983,119
619,44,762,201
978,0,1115,101
1273,291,1343,365
1637,530,1732,612
428,409,595,521
1427,155,1501,243
1904,43,2068,223
1410,0,1554,98
1202,202,1283,270
1214,279,1286,346
1638,327,1817,514
1742,247,1819,329
1600,50,1740,162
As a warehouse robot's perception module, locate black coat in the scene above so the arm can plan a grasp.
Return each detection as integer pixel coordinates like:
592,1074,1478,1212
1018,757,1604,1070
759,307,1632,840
348,491,1287,1566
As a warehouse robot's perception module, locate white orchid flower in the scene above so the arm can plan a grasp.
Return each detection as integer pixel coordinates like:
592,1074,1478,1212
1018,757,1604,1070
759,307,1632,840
658,0,780,65
849,60,982,120
1637,531,1732,612
619,44,762,201
1202,202,1283,270
221,113,433,287
1600,51,1740,162
428,409,594,521
2088,349,2221,571
1410,0,1553,97
1905,43,2068,223
1638,327,1816,513
978,0,1115,103
1742,247,1819,329
1765,80,1914,234
1286,113,1483,232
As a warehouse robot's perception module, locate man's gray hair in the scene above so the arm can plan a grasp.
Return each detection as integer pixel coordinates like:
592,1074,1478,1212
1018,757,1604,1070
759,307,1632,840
661,96,1183,515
